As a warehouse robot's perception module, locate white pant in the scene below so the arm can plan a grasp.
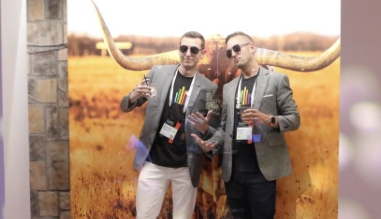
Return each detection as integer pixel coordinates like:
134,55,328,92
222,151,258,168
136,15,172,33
136,162,197,219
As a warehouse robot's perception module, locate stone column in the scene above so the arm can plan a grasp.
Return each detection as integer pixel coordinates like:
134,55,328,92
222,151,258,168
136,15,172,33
27,0,69,218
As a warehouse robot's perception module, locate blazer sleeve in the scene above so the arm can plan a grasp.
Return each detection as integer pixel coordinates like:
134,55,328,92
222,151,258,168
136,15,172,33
276,74,300,132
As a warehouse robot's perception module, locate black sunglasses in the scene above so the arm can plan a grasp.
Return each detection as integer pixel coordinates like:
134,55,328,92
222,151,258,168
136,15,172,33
179,45,201,55
226,43,251,58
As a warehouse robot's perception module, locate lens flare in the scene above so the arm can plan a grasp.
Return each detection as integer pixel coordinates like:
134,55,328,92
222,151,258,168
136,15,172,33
339,133,354,170
339,198,370,219
350,102,381,132
0,116,3,138
352,132,381,191
126,135,150,166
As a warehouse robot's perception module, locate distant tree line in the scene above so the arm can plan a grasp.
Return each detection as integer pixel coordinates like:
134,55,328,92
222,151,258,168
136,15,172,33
68,32,339,57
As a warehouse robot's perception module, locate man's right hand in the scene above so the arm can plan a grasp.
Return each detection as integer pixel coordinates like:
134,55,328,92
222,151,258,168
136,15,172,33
191,134,218,152
129,79,153,104
187,110,212,135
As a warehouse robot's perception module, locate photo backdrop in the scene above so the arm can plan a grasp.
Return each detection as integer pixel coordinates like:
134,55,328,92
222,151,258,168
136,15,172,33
68,0,340,218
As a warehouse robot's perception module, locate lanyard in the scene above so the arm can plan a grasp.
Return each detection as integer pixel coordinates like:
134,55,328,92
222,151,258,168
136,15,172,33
168,69,196,113
236,75,257,109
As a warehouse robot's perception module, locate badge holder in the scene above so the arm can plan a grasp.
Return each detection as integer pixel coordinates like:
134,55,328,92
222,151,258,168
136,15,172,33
159,119,181,144
236,122,253,144
236,106,262,144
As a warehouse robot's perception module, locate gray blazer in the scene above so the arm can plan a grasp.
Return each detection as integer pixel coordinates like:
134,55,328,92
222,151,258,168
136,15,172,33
208,66,300,182
120,65,218,187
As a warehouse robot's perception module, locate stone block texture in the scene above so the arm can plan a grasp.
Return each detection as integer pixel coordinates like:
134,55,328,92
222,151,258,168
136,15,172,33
28,0,70,217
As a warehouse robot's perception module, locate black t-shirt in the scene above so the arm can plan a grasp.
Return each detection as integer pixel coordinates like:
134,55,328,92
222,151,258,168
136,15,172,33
149,72,194,168
233,74,260,172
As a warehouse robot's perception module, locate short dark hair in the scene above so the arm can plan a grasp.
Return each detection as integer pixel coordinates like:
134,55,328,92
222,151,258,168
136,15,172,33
180,31,205,50
225,31,254,45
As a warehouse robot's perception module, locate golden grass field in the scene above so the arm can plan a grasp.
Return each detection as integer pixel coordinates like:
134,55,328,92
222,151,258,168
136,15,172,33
69,54,339,219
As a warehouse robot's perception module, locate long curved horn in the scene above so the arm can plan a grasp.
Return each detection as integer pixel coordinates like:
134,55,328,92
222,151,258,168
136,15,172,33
90,0,180,71
90,0,340,72
255,39,340,72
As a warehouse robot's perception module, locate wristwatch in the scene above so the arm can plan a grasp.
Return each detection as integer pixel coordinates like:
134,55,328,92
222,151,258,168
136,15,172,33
269,116,276,125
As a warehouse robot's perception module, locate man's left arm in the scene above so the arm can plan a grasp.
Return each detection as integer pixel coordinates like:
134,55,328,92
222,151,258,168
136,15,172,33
271,74,300,132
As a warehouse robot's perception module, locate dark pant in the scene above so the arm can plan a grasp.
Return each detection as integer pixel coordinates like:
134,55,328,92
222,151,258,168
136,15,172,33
225,171,276,219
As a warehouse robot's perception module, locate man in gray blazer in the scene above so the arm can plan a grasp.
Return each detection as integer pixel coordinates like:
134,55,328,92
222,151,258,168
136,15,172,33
192,31,300,219
120,31,217,219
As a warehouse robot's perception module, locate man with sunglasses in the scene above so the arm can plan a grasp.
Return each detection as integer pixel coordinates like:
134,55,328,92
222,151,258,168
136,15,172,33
120,31,217,219
191,31,300,219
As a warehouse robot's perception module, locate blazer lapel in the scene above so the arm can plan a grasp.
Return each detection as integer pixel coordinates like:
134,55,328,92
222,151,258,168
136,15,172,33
227,77,240,129
160,66,177,102
253,67,270,110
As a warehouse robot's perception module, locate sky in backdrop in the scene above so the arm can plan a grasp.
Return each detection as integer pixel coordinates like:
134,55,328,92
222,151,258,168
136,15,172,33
68,0,340,38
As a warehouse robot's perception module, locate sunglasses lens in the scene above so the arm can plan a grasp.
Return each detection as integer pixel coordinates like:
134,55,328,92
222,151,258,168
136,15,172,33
226,50,232,58
179,45,188,53
232,44,241,53
190,47,200,55
226,44,243,58
180,45,200,55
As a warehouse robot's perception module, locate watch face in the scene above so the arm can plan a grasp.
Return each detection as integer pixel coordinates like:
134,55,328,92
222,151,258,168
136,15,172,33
271,117,276,124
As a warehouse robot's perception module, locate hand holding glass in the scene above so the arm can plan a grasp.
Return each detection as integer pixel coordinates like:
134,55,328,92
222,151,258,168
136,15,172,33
132,77,156,100
239,106,256,126
143,76,156,98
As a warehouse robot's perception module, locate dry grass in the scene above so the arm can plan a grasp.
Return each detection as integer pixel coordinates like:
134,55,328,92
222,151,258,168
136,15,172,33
69,54,339,219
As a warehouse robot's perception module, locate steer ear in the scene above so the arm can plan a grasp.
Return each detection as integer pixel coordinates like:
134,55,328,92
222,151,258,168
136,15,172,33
89,0,180,71
261,65,274,71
